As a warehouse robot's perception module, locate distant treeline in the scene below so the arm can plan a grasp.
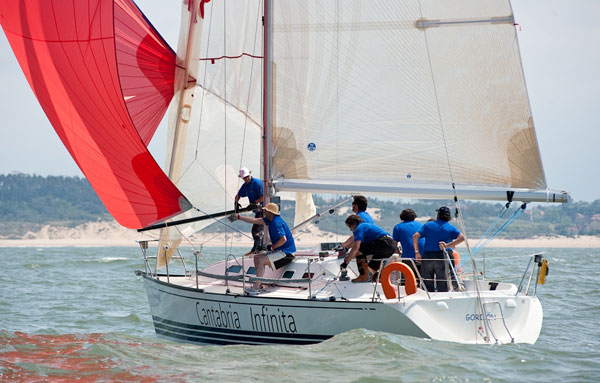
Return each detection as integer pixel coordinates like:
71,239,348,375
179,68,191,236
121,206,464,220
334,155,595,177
1,173,599,238
302,196,600,239
0,173,111,235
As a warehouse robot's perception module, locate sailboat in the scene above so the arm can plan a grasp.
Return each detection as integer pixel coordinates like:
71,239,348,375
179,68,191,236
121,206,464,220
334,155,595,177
1,0,569,345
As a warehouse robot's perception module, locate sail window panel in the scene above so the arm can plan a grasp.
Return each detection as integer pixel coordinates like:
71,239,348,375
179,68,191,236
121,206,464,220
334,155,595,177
270,0,546,190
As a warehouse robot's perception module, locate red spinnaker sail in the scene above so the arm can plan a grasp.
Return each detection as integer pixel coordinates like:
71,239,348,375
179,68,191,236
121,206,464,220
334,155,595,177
0,0,191,229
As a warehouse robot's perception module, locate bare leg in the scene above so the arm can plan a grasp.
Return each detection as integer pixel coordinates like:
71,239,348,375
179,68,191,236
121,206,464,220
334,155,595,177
253,253,271,289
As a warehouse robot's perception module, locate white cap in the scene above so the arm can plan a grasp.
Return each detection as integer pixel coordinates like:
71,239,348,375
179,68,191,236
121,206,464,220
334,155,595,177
239,167,250,178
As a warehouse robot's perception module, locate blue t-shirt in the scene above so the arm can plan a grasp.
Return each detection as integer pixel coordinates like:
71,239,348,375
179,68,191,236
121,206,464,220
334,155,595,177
357,210,374,224
393,221,424,260
353,222,389,244
238,177,263,204
263,215,296,254
417,220,461,252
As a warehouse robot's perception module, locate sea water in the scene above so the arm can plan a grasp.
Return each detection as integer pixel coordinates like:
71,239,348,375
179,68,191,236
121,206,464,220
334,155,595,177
0,246,599,382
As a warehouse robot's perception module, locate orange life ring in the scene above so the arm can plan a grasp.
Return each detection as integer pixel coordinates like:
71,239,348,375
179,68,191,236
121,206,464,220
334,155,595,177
380,262,417,299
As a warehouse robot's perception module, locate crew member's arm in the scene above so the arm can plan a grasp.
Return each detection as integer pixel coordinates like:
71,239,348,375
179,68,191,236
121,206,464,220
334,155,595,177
234,194,242,212
344,240,361,264
237,215,263,225
412,232,422,262
394,240,402,255
271,235,286,251
341,235,354,249
439,233,465,250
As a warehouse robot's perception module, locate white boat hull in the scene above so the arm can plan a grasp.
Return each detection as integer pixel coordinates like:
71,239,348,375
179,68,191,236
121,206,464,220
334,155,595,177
140,254,543,345
142,274,430,345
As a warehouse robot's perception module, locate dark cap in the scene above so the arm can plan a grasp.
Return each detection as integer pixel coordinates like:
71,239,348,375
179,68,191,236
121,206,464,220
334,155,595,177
436,206,451,215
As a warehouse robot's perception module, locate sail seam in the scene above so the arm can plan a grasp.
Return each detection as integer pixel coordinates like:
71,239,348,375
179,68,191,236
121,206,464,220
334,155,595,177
199,52,264,61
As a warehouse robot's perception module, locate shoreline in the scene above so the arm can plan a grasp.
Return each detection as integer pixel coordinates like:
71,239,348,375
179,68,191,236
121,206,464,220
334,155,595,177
1,221,599,248
1,235,599,249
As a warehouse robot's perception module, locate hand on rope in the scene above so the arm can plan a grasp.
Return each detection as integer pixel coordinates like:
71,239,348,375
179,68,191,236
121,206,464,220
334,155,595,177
228,213,240,222
234,202,242,213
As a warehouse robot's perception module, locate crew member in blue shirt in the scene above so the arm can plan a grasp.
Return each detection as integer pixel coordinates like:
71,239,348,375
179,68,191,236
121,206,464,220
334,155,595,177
340,195,374,249
342,214,395,283
230,203,295,291
393,208,424,283
234,167,264,254
412,206,464,292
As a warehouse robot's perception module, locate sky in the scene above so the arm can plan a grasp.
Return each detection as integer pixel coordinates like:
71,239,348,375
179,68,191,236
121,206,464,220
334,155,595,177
0,0,598,202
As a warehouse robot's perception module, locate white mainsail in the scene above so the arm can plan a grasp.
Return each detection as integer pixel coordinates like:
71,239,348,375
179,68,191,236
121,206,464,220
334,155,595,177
268,0,561,201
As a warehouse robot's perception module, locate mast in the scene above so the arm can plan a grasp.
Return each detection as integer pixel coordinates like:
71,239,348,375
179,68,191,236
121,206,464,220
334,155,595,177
262,0,272,205
167,0,203,179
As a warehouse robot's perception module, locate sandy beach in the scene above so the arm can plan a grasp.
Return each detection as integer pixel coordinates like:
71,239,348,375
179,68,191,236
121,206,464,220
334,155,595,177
1,220,599,248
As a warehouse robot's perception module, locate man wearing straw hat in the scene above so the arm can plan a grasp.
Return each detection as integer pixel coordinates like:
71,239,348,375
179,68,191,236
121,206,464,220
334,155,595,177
229,202,296,292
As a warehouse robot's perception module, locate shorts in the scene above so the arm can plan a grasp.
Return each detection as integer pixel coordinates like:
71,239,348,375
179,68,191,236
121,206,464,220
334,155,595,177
358,236,396,271
358,236,396,259
267,250,295,270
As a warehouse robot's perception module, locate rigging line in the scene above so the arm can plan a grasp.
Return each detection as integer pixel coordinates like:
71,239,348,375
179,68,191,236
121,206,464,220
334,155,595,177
474,207,523,253
471,202,512,251
449,186,494,342
470,204,526,257
193,0,216,160
336,0,340,186
291,196,352,233
238,2,264,173
417,0,489,327
416,4,486,331
194,84,263,126
416,2,456,187
193,206,254,240
223,0,233,254
478,206,524,249
174,225,211,266
416,2,473,280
